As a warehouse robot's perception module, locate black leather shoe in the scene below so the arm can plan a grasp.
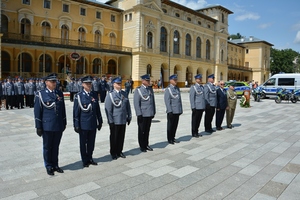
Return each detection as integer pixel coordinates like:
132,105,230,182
168,140,174,144
140,148,147,152
146,146,153,151
192,134,199,138
118,153,126,158
173,139,180,143
227,125,232,129
89,160,98,165
54,166,64,173
111,155,118,160
46,167,54,176
83,163,90,168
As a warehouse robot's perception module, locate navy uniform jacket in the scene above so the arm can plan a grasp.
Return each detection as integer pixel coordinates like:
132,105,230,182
189,83,206,110
15,82,25,95
105,90,131,125
99,80,107,92
0,82,2,96
4,82,15,96
133,85,156,117
34,88,67,132
77,81,83,92
73,91,103,130
26,82,36,95
204,82,217,107
216,88,228,109
164,84,183,114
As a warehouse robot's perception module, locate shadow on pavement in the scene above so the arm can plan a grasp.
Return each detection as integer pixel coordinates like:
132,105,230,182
62,160,84,171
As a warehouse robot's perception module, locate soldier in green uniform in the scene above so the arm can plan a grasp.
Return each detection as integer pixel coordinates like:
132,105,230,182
226,85,237,129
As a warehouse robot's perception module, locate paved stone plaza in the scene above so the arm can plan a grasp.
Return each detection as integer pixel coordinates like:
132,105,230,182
0,92,300,200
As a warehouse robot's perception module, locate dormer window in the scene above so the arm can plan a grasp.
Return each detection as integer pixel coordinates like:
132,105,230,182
187,17,191,22
198,21,201,25
175,13,180,17
207,24,211,29
162,8,167,13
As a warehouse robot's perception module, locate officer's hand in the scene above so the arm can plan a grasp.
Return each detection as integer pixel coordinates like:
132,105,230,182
97,124,102,131
74,127,81,133
206,104,211,109
36,129,43,137
127,118,131,125
192,108,196,112
137,115,143,123
168,112,173,118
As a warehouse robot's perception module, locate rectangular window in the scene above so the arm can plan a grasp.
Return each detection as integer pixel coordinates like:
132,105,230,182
44,0,51,9
245,62,249,67
111,15,115,22
63,4,69,13
125,14,128,21
278,78,295,86
80,8,86,16
96,11,101,19
23,0,30,5
246,49,249,54
129,13,132,21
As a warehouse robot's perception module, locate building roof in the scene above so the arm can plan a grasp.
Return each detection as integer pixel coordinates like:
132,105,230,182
71,0,123,12
161,0,218,23
196,4,233,14
229,36,274,46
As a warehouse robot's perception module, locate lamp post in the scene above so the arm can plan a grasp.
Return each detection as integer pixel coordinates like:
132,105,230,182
168,31,178,79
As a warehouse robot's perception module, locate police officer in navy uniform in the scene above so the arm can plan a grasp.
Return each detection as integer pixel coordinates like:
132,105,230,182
189,74,206,138
99,75,108,103
73,75,103,168
133,74,156,152
4,77,15,110
26,78,36,108
204,74,217,133
164,74,183,144
105,77,131,160
34,73,66,176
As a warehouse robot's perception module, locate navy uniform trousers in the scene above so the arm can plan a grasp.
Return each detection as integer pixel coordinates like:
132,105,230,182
43,131,63,169
191,109,204,136
109,124,126,156
204,105,215,131
137,117,152,149
79,129,96,164
167,113,180,142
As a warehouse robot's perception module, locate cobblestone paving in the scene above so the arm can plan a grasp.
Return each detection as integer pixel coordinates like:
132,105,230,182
0,92,300,200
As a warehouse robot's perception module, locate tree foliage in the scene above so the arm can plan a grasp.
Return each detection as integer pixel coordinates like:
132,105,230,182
270,48,300,75
228,33,242,40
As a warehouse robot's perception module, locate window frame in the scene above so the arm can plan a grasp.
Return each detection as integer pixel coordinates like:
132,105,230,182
22,0,30,5
80,7,86,16
96,11,101,19
62,4,69,13
43,0,51,9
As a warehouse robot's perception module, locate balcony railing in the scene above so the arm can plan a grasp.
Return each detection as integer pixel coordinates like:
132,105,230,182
228,64,252,71
1,32,132,55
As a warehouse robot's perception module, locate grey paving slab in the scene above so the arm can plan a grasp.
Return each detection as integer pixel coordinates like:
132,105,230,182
1,93,300,199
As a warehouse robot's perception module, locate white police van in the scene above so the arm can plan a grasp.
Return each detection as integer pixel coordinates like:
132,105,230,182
261,73,300,98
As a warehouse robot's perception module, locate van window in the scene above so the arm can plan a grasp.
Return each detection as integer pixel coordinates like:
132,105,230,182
278,78,294,86
265,78,276,86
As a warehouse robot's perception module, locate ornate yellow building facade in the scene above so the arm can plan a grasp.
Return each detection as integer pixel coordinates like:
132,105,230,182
1,0,272,87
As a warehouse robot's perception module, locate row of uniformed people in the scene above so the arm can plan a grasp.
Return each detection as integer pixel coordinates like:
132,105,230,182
33,72,237,176
0,77,62,110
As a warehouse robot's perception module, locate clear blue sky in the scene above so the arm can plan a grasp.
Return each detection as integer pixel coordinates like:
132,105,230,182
97,0,300,53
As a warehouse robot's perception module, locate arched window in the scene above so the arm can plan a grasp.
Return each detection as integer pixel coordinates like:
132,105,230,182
78,27,86,44
220,72,223,80
206,39,211,60
39,54,52,72
221,49,224,62
109,33,116,45
94,30,101,47
108,59,116,74
173,30,180,54
61,25,69,44
160,27,167,52
174,66,178,75
21,18,31,38
146,64,152,76
76,57,87,74
42,22,51,40
93,58,102,74
147,32,153,49
1,15,8,33
196,37,201,58
185,34,191,56
18,53,32,72
1,51,10,71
